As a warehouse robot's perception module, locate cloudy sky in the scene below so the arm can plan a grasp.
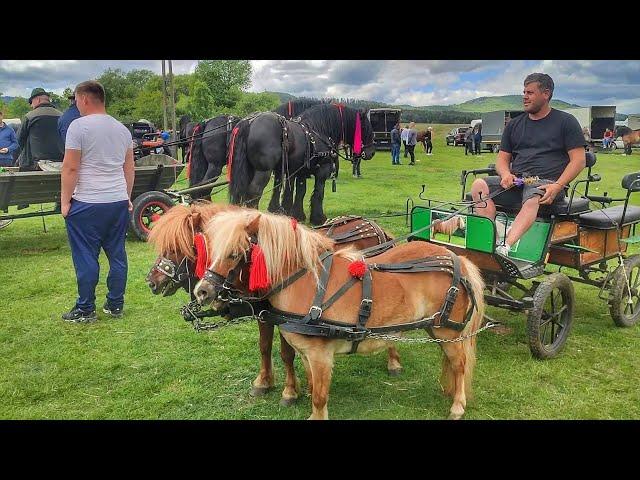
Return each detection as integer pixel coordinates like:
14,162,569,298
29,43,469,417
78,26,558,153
2,60,640,113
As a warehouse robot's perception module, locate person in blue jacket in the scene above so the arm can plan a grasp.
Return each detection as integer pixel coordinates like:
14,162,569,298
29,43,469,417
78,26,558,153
0,110,19,167
58,93,82,144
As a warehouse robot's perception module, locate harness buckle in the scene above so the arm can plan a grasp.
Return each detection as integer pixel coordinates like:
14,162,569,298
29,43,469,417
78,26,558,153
359,298,373,315
308,305,323,321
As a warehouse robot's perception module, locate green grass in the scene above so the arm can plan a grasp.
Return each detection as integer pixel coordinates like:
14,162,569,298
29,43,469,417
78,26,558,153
1,124,640,419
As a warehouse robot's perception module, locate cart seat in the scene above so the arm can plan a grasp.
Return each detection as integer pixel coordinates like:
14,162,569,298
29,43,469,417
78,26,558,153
578,205,640,229
464,193,591,216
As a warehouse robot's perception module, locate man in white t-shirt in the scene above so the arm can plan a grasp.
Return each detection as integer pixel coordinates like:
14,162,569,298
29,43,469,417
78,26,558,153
60,80,135,323
400,124,409,158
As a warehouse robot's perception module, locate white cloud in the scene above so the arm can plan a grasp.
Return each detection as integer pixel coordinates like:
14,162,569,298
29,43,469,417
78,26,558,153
3,60,640,113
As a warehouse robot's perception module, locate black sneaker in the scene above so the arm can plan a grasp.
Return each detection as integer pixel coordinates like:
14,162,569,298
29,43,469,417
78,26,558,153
62,307,97,323
103,303,124,318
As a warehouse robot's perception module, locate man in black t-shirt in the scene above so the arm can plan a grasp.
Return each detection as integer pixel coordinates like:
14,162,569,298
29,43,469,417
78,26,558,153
470,73,586,257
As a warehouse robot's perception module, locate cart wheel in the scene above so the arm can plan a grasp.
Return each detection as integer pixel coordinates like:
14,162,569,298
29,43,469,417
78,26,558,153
130,191,174,241
609,254,640,327
527,273,575,359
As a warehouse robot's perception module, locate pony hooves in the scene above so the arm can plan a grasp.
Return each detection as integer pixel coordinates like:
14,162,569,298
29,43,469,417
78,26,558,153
250,386,272,397
279,397,298,407
387,368,403,377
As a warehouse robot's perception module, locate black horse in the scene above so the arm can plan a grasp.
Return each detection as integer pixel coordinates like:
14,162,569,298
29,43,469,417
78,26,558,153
227,103,375,225
273,98,325,119
178,114,195,161
181,115,240,199
268,99,327,214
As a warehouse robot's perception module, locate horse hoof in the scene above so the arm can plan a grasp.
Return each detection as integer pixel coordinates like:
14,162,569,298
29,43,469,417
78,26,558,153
250,386,272,397
279,397,297,407
448,412,464,420
388,368,403,377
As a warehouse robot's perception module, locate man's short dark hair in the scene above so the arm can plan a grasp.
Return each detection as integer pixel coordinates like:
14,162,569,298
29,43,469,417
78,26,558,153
74,80,106,104
524,73,554,100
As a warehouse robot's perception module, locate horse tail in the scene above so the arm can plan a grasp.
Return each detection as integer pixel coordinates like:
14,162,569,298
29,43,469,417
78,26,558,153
189,122,208,187
459,255,485,400
228,118,253,205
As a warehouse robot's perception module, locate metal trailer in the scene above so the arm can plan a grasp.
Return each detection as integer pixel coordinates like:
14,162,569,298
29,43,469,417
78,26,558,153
0,157,184,241
626,114,640,131
367,108,402,150
564,106,616,146
479,110,525,153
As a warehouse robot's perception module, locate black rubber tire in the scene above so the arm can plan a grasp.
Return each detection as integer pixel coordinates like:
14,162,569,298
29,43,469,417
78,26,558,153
527,273,575,359
609,254,640,327
130,191,175,241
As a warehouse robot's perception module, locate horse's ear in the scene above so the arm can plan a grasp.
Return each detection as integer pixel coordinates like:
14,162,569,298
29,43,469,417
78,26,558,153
246,213,261,236
190,211,202,228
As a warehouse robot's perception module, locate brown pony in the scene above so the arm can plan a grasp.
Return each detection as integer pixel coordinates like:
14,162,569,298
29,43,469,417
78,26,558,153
616,126,640,155
416,130,428,152
194,209,486,419
432,215,466,236
146,203,403,406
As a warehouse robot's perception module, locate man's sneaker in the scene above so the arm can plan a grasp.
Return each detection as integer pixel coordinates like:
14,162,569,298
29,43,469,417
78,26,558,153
495,244,511,257
103,303,124,318
62,307,97,323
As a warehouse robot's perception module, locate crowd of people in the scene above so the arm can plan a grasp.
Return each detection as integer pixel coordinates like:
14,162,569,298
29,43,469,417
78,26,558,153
389,123,435,166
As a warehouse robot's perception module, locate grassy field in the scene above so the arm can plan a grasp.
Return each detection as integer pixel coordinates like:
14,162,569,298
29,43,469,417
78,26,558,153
1,123,639,420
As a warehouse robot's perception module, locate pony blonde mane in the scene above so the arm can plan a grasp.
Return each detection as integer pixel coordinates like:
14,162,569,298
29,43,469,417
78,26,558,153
206,209,340,286
147,201,235,261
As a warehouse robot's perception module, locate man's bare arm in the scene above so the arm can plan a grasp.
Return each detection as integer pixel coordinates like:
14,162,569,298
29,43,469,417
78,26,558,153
61,149,82,217
123,148,135,209
495,150,515,188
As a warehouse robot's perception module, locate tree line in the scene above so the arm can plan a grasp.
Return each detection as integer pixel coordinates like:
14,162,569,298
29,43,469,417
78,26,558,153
0,61,281,126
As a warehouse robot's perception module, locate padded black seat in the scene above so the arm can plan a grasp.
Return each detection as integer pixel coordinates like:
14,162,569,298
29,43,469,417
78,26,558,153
578,205,640,229
464,193,591,216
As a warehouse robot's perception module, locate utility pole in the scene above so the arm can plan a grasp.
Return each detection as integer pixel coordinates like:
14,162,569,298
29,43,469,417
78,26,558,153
161,60,168,132
168,60,178,159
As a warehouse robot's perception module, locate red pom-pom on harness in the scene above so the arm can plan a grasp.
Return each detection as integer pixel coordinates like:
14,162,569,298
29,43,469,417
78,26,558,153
249,244,271,292
193,233,209,279
348,259,367,279
291,218,298,231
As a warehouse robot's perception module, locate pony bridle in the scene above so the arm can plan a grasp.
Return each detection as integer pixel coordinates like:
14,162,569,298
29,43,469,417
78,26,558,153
203,260,245,302
152,256,192,285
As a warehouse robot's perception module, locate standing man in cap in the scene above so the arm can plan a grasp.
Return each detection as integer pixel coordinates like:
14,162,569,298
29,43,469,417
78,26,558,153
58,92,82,144
17,87,64,171
60,80,135,323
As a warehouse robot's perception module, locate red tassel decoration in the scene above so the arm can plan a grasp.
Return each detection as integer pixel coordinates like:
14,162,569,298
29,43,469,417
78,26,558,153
348,260,367,279
249,244,271,291
291,218,298,231
194,233,209,279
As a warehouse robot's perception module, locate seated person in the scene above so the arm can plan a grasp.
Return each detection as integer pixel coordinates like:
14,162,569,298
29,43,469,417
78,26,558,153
470,73,586,257
603,128,613,149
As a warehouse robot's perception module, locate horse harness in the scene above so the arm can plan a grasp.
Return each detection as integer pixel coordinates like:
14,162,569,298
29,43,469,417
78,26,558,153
206,248,477,354
314,215,391,254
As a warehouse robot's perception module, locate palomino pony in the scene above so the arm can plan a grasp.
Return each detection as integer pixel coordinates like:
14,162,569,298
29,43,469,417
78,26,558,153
228,103,376,225
615,126,640,155
146,203,401,405
194,209,485,419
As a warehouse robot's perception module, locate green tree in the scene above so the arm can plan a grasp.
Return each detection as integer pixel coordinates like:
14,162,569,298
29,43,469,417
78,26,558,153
6,97,30,118
194,60,252,110
233,91,280,117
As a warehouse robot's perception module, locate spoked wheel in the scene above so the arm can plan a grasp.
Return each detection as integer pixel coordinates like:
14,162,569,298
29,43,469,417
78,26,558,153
130,191,175,241
527,273,575,359
609,254,640,327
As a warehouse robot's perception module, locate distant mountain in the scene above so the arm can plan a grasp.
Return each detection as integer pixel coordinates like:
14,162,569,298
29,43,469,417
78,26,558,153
1,96,17,103
417,95,581,113
266,92,297,103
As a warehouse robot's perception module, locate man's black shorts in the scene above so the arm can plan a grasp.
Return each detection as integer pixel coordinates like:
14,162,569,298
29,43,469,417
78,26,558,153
482,175,565,206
